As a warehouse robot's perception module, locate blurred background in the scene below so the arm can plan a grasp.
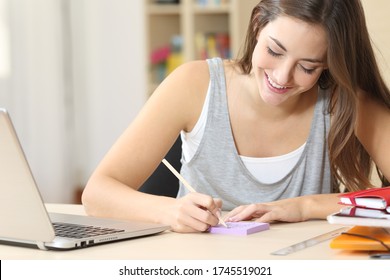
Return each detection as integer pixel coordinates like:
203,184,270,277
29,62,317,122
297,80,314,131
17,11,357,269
0,0,389,204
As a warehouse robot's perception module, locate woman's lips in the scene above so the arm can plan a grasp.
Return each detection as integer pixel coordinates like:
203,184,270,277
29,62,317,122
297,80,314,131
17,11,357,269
264,73,290,94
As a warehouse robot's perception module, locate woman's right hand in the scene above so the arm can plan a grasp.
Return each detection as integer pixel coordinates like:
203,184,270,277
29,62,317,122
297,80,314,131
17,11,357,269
162,192,223,233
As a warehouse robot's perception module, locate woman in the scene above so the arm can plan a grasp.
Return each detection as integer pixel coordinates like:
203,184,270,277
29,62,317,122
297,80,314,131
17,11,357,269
82,0,390,232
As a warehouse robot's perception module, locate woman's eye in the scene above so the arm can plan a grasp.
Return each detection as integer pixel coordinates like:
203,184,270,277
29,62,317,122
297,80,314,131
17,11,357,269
266,47,281,57
300,65,315,75
266,46,317,75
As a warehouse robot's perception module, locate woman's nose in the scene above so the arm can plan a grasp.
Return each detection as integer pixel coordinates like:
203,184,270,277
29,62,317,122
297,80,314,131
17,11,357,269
273,61,293,86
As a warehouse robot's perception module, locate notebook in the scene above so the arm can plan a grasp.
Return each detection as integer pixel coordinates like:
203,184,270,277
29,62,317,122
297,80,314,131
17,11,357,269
329,226,390,251
0,108,170,250
338,186,390,211
327,206,390,228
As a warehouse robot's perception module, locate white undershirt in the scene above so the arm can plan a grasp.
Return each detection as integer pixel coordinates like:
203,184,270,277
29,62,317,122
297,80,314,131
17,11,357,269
180,83,306,184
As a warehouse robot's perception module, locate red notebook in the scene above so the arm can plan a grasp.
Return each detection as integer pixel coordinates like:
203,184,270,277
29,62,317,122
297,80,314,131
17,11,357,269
339,186,390,212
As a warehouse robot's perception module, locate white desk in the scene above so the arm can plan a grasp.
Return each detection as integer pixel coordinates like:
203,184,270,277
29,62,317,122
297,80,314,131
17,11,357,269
0,204,370,260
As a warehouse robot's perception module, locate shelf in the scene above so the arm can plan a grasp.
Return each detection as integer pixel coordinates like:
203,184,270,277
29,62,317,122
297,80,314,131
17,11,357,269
148,3,181,15
193,3,230,14
145,0,258,95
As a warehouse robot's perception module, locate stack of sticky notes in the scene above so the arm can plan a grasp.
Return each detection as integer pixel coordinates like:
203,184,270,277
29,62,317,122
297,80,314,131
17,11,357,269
208,222,269,236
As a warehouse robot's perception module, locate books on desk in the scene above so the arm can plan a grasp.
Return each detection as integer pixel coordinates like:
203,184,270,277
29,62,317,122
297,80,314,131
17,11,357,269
327,187,390,252
330,226,390,251
338,186,390,212
327,206,390,228
328,186,390,228
327,206,390,251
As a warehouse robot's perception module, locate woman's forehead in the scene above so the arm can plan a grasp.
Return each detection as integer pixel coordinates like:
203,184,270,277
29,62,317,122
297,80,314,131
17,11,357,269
261,16,328,61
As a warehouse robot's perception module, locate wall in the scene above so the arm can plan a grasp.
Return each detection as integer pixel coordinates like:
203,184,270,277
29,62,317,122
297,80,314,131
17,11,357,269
1,0,146,203
70,0,147,193
5,0,74,202
362,0,390,85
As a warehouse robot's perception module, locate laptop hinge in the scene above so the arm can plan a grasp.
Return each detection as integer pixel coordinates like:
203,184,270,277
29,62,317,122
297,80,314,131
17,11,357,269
36,241,48,250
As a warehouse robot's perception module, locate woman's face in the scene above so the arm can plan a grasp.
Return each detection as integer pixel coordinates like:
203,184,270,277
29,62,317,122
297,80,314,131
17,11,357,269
252,16,328,107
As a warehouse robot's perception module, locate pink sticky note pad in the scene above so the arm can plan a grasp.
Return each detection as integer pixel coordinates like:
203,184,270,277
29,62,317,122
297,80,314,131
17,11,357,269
208,222,270,236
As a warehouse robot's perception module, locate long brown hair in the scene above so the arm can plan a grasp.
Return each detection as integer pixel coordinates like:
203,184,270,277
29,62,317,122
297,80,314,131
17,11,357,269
237,0,390,191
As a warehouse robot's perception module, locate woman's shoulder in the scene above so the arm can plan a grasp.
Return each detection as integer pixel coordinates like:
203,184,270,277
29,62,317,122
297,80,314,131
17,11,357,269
174,58,237,78
174,60,209,78
160,58,239,98
150,60,212,132
155,60,209,95
356,89,388,113
355,89,390,140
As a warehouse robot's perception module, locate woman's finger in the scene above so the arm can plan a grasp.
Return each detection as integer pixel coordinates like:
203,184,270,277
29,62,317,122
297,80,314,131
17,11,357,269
228,204,271,222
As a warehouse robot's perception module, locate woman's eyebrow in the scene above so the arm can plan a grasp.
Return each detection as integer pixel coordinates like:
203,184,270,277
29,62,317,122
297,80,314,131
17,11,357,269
269,36,325,64
270,36,287,51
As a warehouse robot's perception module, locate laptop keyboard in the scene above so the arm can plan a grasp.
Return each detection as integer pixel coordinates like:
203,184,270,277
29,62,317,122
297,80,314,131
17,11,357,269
52,222,125,239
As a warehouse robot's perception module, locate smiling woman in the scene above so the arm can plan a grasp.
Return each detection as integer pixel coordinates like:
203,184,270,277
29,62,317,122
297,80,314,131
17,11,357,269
82,0,390,234
252,16,328,106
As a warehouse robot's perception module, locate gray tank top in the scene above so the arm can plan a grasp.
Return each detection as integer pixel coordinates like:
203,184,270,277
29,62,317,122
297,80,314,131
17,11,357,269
178,57,332,210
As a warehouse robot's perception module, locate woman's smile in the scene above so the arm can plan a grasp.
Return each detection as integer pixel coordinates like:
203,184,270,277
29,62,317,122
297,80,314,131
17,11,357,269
264,72,289,94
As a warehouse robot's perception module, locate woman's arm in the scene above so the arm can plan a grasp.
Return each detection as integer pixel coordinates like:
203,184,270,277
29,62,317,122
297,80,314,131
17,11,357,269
355,91,390,181
82,61,222,232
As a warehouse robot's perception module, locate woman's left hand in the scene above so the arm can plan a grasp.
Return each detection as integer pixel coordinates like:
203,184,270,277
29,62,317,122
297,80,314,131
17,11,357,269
224,194,342,223
224,196,311,223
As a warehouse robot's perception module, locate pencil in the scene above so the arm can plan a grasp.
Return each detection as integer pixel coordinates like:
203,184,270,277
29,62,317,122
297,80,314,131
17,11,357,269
162,158,228,228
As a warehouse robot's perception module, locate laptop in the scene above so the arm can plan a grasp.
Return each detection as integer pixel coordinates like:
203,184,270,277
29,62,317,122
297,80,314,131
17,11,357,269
0,108,170,250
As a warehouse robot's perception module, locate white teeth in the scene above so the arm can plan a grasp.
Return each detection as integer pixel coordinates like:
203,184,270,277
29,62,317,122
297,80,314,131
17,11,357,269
267,75,287,89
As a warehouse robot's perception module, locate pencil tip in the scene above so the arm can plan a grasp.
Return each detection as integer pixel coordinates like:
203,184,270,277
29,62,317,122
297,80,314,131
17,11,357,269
219,219,228,228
